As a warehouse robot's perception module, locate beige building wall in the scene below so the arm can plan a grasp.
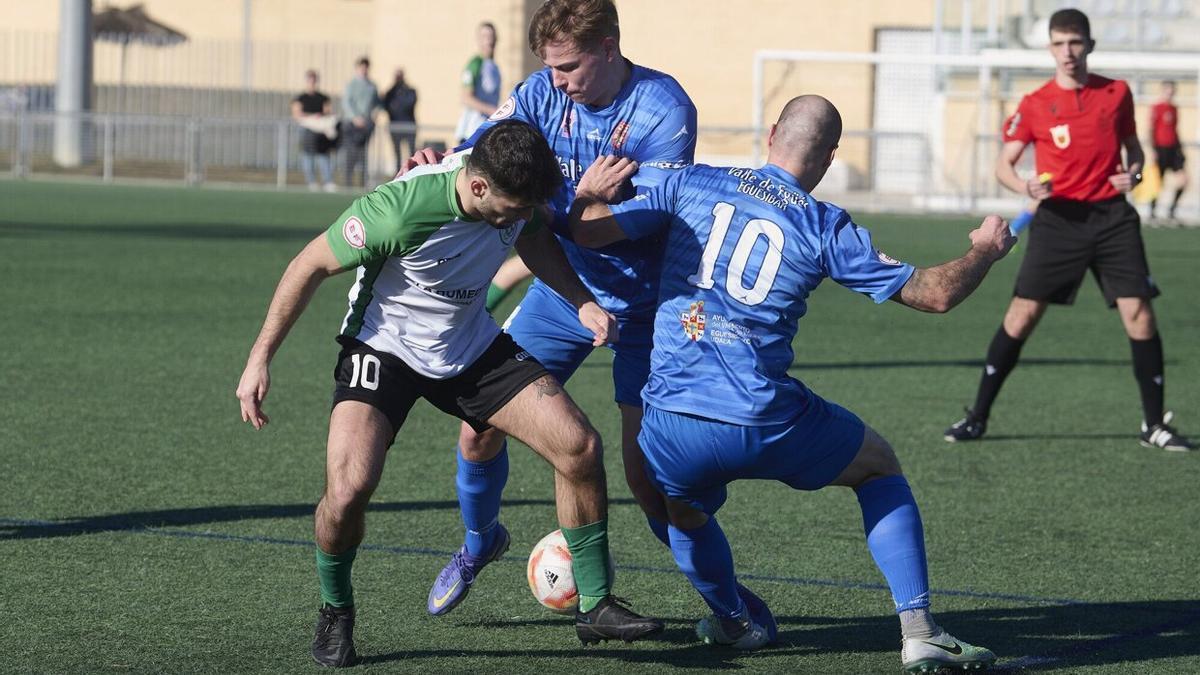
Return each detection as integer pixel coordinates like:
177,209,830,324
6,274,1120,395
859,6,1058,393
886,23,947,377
5,1,1190,172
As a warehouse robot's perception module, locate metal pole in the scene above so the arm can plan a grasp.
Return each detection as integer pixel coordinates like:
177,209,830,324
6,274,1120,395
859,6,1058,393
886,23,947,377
961,0,973,54
54,0,93,167
14,109,29,177
243,0,254,90
102,114,114,181
277,121,288,189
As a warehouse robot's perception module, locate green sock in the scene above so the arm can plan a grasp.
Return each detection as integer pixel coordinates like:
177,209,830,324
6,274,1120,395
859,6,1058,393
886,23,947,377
561,520,611,613
485,283,510,312
315,546,357,608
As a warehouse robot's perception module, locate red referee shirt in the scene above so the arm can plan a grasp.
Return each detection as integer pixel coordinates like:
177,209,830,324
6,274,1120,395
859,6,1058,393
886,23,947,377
1150,101,1179,148
1002,74,1136,203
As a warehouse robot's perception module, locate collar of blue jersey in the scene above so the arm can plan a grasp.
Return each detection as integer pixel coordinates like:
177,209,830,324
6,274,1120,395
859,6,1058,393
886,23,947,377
578,58,638,116
759,162,806,191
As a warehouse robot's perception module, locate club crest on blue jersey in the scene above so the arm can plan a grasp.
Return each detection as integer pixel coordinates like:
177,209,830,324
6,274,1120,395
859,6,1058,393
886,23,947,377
680,300,706,342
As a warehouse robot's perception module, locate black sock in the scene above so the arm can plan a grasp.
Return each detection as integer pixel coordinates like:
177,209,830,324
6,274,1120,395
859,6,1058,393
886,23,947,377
972,326,1026,420
1130,334,1165,427
1169,188,1184,217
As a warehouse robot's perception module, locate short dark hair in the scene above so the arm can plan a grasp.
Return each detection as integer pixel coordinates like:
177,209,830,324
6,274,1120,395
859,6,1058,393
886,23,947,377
355,56,370,68
1049,8,1091,40
528,0,620,58
468,120,562,205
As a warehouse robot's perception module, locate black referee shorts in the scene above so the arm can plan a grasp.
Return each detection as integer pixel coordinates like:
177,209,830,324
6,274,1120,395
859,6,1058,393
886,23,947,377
331,332,550,443
1015,197,1160,308
1155,144,1185,173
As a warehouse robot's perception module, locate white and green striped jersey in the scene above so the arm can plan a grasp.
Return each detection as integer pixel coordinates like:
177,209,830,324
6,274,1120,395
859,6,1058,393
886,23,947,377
324,152,541,379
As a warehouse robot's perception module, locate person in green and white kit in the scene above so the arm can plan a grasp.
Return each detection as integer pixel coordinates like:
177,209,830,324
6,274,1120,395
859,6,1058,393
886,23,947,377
455,22,501,144
235,120,663,668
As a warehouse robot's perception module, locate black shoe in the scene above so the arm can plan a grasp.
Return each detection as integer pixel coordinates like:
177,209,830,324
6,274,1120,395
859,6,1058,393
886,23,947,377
943,409,987,442
312,605,357,668
576,596,664,645
1141,423,1196,451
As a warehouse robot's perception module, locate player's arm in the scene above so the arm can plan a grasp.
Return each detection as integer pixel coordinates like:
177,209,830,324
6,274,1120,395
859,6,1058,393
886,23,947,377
1109,133,1145,193
892,215,1015,313
568,155,642,247
515,215,617,346
236,235,346,429
1109,85,1143,192
996,139,1050,199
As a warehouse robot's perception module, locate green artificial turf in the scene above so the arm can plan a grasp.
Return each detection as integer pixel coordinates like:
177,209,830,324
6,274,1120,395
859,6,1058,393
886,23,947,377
2,178,1197,673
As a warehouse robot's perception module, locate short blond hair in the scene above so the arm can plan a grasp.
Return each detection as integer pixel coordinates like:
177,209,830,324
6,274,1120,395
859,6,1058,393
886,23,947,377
528,0,620,58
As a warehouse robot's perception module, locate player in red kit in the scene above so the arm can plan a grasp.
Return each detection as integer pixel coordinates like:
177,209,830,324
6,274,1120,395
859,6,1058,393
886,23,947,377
943,8,1194,451
1149,80,1187,222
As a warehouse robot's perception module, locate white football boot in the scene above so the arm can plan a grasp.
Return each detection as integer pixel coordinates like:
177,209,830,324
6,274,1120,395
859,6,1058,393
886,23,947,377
901,630,996,672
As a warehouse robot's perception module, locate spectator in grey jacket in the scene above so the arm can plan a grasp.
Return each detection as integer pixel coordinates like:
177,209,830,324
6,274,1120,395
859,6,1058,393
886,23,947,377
341,57,381,188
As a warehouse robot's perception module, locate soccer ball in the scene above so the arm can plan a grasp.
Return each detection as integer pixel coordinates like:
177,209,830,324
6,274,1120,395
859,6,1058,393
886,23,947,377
526,530,617,614
527,529,579,613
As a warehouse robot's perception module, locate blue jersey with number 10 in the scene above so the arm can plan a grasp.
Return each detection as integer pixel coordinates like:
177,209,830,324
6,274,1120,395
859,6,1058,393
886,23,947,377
464,64,696,319
611,163,916,426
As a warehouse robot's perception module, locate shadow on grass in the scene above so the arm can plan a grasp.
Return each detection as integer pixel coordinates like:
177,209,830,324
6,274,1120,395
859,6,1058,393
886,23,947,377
0,498,636,540
787,357,1136,372
358,601,1200,671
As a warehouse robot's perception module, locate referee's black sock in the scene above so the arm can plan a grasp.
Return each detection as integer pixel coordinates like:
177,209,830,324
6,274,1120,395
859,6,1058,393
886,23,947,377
1169,188,1185,218
971,326,1026,421
1130,334,1165,427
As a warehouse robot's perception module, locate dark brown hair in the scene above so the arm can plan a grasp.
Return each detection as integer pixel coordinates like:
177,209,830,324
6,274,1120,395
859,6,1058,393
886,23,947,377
1049,8,1091,40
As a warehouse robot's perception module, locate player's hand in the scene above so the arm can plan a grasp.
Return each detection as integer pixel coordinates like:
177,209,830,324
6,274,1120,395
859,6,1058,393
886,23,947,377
395,147,446,178
1025,176,1052,200
1108,163,1137,193
577,155,639,204
969,214,1017,261
235,360,272,430
578,301,619,346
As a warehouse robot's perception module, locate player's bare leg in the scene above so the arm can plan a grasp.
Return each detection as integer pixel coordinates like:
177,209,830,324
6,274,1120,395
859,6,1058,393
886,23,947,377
946,296,1049,442
833,426,997,671
488,374,663,643
487,375,606,528
618,403,670,524
311,401,393,668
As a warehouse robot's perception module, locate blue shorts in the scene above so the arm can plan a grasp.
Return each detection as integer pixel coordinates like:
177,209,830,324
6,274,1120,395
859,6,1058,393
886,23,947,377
639,396,865,515
501,280,652,406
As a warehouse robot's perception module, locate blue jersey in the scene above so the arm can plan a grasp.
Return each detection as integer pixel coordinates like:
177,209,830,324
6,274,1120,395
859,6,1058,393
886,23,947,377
611,163,915,426
464,63,697,318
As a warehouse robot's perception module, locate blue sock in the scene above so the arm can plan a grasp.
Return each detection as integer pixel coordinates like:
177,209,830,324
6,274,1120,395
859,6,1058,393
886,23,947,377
456,442,508,557
646,516,670,547
668,517,744,619
1010,210,1034,235
855,475,931,612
